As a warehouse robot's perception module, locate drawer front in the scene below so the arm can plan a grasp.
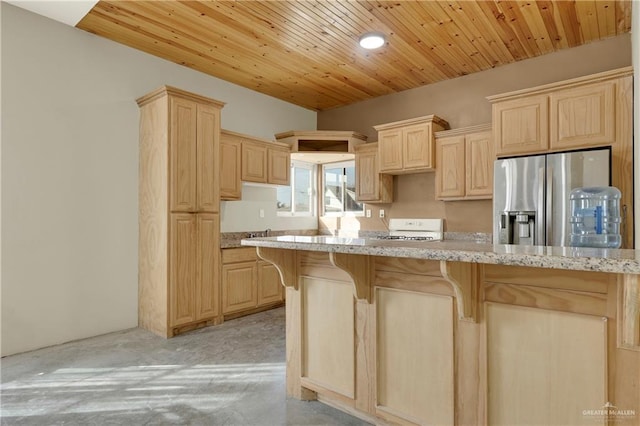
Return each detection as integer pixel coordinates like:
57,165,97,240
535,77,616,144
222,247,258,264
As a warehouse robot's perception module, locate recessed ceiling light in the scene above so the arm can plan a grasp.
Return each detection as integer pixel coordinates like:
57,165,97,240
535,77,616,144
359,32,385,50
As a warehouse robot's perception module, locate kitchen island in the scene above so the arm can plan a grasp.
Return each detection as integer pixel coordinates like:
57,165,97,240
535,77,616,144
242,236,640,425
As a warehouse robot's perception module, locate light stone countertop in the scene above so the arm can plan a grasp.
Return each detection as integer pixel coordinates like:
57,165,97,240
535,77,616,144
241,235,640,275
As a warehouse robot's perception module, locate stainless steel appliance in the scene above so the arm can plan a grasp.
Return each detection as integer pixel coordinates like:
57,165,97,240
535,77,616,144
374,218,444,241
493,148,610,246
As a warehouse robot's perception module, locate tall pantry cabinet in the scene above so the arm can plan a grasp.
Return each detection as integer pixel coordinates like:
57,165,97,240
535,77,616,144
137,86,225,338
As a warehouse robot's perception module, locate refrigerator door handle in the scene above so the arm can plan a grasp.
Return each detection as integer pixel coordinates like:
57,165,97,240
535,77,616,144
537,166,546,245
546,165,553,245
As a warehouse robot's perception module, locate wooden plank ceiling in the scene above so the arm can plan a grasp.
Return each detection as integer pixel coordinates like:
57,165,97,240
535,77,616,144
77,1,632,111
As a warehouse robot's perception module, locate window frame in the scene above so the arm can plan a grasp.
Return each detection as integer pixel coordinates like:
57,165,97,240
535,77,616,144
321,160,364,218
276,160,316,217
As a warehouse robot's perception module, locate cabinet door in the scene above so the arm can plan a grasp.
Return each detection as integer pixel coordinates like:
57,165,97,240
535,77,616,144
435,136,465,199
487,304,606,426
257,261,283,306
196,104,219,213
403,122,434,170
493,95,548,156
220,139,242,200
169,97,197,212
465,130,494,198
378,129,403,172
222,262,257,314
356,145,379,201
169,213,196,327
268,147,291,185
241,142,267,183
550,81,615,150
196,213,219,320
376,288,454,424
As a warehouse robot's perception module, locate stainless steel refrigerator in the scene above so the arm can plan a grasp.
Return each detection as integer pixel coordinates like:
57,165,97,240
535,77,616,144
493,148,610,246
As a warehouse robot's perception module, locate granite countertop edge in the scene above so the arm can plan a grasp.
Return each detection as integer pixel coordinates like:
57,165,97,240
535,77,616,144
240,236,640,275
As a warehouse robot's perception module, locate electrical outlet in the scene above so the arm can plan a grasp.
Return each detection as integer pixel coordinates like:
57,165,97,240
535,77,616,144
379,209,385,218
366,209,371,218
259,209,265,218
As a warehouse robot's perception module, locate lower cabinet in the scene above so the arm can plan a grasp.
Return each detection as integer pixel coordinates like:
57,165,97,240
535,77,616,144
283,253,639,426
258,262,284,305
167,213,221,335
221,247,284,316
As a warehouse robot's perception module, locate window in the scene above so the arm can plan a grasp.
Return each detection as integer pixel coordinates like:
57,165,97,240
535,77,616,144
277,161,315,216
322,161,364,216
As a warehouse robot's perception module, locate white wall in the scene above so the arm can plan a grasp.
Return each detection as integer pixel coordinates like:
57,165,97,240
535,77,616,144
0,3,316,356
221,184,317,232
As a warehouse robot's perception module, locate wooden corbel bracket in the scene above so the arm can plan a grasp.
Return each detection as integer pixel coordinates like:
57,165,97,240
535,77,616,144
440,260,478,323
256,247,298,290
618,273,640,351
329,252,372,303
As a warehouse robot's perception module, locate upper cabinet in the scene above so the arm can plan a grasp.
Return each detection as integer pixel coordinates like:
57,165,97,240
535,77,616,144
550,81,616,150
374,115,449,174
275,130,367,154
167,95,221,213
220,131,242,201
465,130,494,198
488,68,629,157
435,124,493,201
435,135,465,199
491,95,548,156
241,138,290,185
241,140,268,183
267,145,291,185
220,130,291,201
354,143,393,203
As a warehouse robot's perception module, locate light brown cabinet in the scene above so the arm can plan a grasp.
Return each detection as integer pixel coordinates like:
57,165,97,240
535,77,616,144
168,97,220,213
222,247,283,316
435,136,465,199
374,115,449,174
268,145,291,185
354,143,392,203
488,67,634,248
550,81,616,150
221,130,291,200
490,72,623,157
493,80,618,156
275,130,367,153
241,140,268,183
169,213,220,326
435,125,493,200
220,131,242,200
137,86,224,338
257,262,283,305
491,95,548,156
222,261,257,314
240,135,290,186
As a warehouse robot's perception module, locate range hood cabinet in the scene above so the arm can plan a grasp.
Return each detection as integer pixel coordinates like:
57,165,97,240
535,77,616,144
275,130,367,164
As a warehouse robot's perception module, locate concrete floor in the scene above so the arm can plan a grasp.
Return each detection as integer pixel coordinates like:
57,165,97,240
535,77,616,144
1,308,370,425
